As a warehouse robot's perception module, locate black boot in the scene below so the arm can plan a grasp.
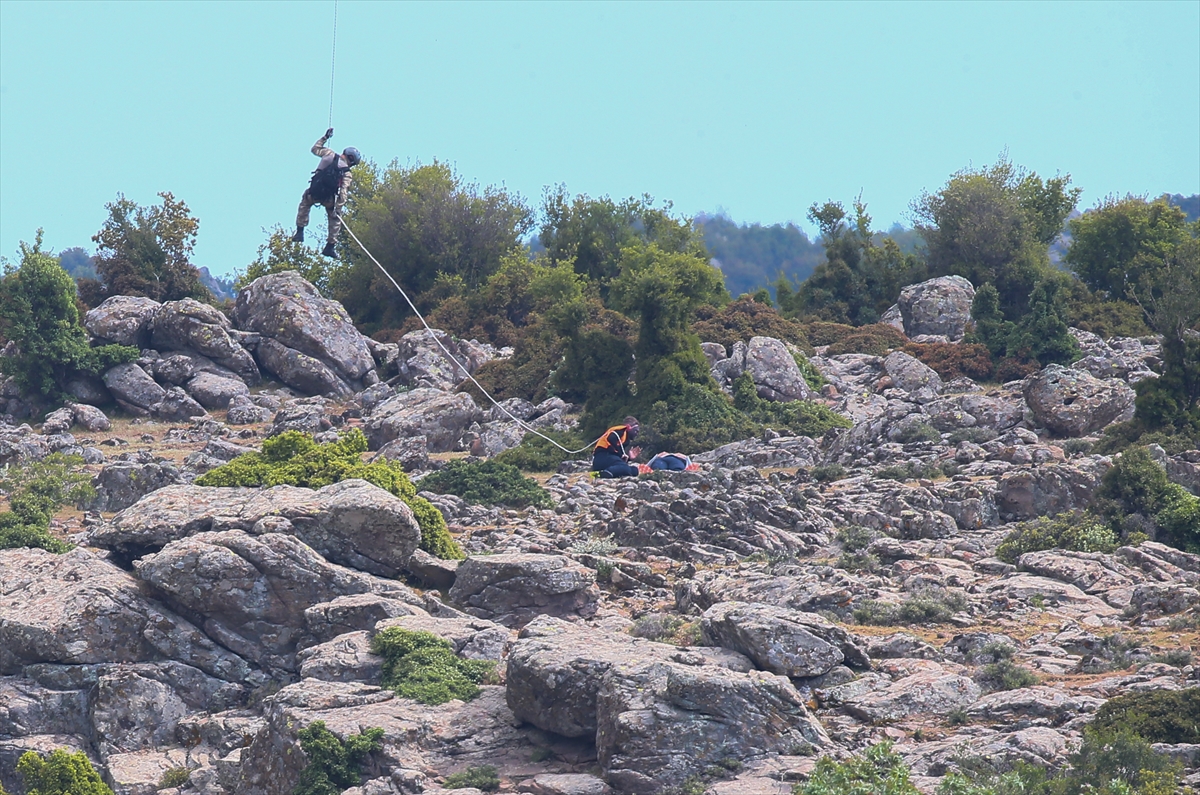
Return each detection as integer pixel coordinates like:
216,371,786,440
291,227,304,243
321,242,336,258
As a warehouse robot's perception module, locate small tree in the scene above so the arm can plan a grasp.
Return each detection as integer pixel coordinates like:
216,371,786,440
1066,194,1191,300
0,232,137,402
16,749,113,795
237,225,339,293
83,192,207,305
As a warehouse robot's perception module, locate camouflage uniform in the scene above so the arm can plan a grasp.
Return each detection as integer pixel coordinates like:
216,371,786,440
296,134,353,247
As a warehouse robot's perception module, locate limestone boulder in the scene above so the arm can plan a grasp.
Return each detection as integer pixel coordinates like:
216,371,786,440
449,553,600,628
1023,364,1136,437
150,298,260,383
364,387,484,453
596,659,828,793
185,372,251,410
744,336,812,401
103,362,165,411
149,385,208,421
69,402,111,432
395,328,498,391
897,275,975,341
84,295,161,347
840,667,981,722
700,601,868,677
233,271,375,383
255,337,352,397
995,459,1110,521
882,350,943,402
87,459,182,513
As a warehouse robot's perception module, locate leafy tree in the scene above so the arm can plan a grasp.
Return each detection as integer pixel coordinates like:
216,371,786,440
912,154,1079,319
16,749,113,795
1065,195,1192,300
0,453,95,554
294,721,384,795
780,199,925,324
81,192,206,306
0,232,137,402
237,225,340,293
539,187,707,288
334,160,533,335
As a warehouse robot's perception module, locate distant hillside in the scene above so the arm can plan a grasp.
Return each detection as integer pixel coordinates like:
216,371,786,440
1169,193,1200,222
55,246,234,302
199,267,236,302
694,213,824,298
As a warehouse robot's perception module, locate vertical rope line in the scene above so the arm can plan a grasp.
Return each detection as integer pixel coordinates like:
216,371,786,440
327,0,338,127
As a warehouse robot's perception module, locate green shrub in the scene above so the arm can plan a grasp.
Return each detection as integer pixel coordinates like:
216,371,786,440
824,323,908,356
637,381,761,455
492,429,588,472
854,590,967,626
793,741,920,795
804,321,857,347
569,535,618,556
16,749,114,795
692,297,813,353
1057,727,1183,795
157,766,191,789
1095,446,1200,552
419,459,553,509
443,766,501,791
295,721,384,795
947,427,999,444
977,659,1039,692
995,512,1120,564
1090,689,1200,744
196,429,462,559
905,342,995,382
630,612,686,641
810,463,848,483
793,349,826,391
370,627,495,705
891,422,941,444
0,454,93,554
731,373,850,438
836,526,878,553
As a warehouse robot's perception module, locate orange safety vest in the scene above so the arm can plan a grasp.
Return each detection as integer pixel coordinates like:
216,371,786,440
594,425,630,453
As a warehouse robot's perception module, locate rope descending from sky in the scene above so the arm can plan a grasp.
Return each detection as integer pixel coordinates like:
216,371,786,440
328,0,338,128
339,218,600,457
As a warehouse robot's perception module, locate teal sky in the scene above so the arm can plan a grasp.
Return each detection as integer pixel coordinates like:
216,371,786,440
2,0,1197,278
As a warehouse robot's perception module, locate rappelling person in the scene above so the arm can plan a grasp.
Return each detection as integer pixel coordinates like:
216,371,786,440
591,416,642,478
292,128,361,257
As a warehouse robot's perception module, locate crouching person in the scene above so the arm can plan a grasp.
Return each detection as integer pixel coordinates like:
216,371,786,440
591,416,641,478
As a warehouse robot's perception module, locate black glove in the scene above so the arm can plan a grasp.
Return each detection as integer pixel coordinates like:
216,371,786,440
325,127,334,139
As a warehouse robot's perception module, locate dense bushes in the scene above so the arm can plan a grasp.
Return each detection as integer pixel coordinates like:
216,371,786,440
1094,446,1200,552
0,454,93,554
995,512,1120,563
15,749,114,795
731,373,851,438
1090,689,1200,744
492,430,588,472
370,627,495,705
691,297,811,353
418,459,553,509
295,721,384,795
195,429,462,559
905,342,995,381
823,323,907,356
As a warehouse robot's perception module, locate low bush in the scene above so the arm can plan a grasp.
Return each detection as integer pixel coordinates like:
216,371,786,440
792,349,826,391
16,749,114,795
0,454,93,554
569,535,618,556
891,422,942,444
1090,688,1200,744
444,765,501,791
904,342,995,382
810,463,848,483
995,512,1120,564
836,526,878,553
853,589,967,626
976,659,1039,692
295,721,384,795
947,427,999,444
637,381,761,455
419,459,553,509
196,429,462,559
492,429,588,472
731,373,851,438
158,766,191,789
792,741,920,795
630,612,686,642
823,323,908,356
692,298,813,354
803,321,856,347
1094,446,1200,552
370,627,495,705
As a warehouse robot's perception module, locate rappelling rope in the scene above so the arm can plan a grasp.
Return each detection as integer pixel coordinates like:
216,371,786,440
327,0,339,128
340,219,599,457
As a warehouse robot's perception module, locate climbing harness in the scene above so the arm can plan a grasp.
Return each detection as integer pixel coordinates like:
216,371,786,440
340,219,600,457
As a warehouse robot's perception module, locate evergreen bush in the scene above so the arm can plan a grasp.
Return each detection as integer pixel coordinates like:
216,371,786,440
370,627,495,705
16,749,113,795
443,765,501,791
1090,688,1200,744
295,721,384,795
0,454,93,553
1094,446,1200,552
995,512,1120,563
691,297,812,353
730,373,850,438
492,429,588,472
419,459,553,509
792,741,920,795
195,429,462,559
823,323,907,356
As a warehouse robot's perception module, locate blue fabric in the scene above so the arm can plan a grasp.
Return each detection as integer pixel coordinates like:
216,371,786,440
649,454,690,471
592,450,639,478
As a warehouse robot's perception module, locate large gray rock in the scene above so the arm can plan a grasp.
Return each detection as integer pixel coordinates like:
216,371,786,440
396,329,498,391
711,337,812,402
449,553,599,627
1023,364,1136,437
506,616,754,739
839,667,982,722
596,659,829,793
700,601,863,677
84,295,161,347
89,479,423,579
882,350,943,401
186,371,250,410
897,275,975,341
133,530,415,671
87,459,182,513
68,402,111,432
233,271,375,383
150,298,260,383
102,362,165,411
303,593,426,646
995,459,1111,521
149,385,208,421
255,338,351,397
0,547,255,683
364,387,484,453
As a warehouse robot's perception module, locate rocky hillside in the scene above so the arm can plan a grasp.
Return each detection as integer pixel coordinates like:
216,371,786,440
1,272,1197,795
